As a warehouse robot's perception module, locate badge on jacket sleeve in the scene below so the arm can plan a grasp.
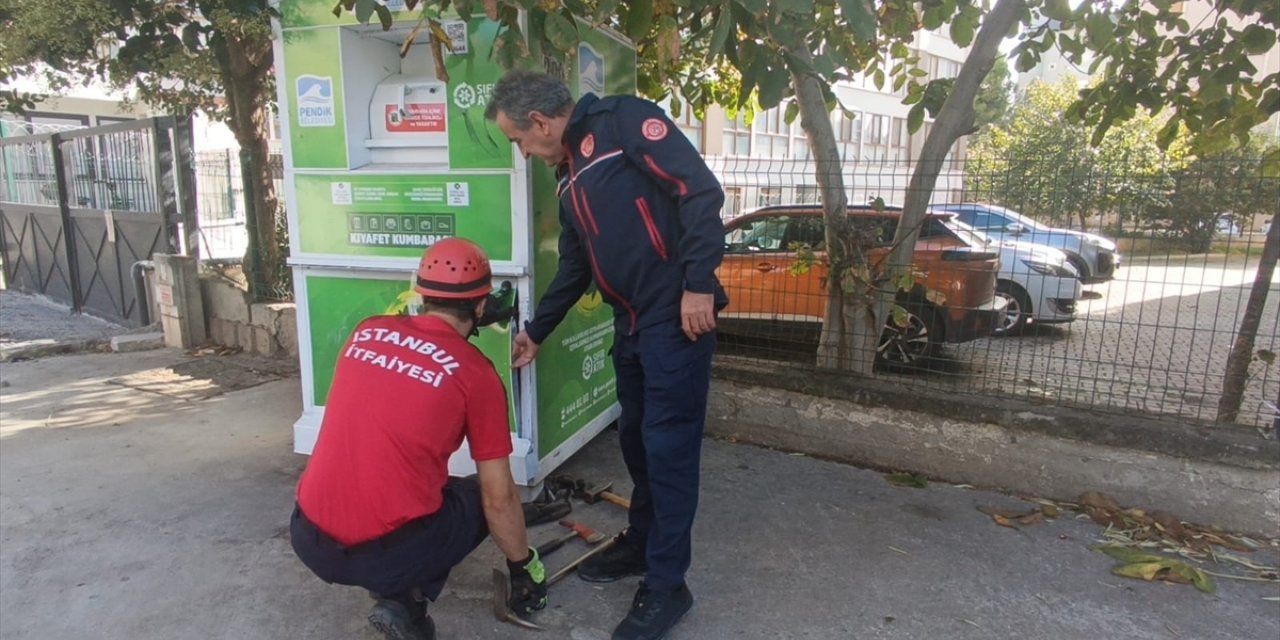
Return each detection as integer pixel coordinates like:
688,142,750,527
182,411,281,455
642,118,668,141
580,133,595,158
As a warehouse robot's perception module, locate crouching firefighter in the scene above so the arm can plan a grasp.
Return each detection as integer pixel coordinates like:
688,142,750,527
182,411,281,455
289,238,546,640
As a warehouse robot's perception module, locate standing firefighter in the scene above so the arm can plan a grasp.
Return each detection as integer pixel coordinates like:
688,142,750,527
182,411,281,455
289,238,547,640
487,70,727,640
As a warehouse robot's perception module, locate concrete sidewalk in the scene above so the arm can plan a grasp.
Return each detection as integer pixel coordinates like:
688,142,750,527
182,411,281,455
1,351,1277,639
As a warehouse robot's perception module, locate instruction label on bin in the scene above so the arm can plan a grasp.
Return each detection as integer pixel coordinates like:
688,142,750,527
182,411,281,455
295,173,511,260
347,213,455,247
385,103,446,133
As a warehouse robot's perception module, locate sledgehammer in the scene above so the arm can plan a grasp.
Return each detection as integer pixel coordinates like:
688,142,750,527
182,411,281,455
576,481,631,510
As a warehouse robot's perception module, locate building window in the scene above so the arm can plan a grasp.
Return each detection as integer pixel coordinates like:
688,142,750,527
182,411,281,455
795,186,820,204
724,114,751,156
834,110,862,161
664,100,703,153
754,108,789,158
757,187,782,208
723,187,743,218
791,120,809,161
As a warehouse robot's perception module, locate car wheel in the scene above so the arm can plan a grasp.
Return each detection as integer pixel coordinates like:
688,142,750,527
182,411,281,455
877,305,939,370
993,281,1032,336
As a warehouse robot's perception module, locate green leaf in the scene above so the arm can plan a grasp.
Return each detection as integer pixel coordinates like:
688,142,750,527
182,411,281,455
1092,545,1166,564
892,73,907,93
593,0,622,24
891,41,910,60
886,471,928,488
907,103,925,134
1262,147,1280,178
1085,12,1115,47
950,16,975,46
734,0,767,13
355,0,376,24
1042,0,1072,22
625,0,654,39
893,271,914,292
454,0,474,21
375,4,394,30
784,99,800,125
758,65,789,109
1256,349,1277,365
544,10,579,52
1112,561,1166,581
1240,24,1277,55
838,0,877,42
181,23,202,52
708,3,733,60
891,304,909,327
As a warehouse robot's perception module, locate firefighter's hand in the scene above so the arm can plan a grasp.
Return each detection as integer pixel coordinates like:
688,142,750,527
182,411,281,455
681,291,716,341
507,549,548,616
512,331,541,368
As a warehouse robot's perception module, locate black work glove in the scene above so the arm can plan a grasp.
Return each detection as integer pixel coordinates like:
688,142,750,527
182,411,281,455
507,548,548,616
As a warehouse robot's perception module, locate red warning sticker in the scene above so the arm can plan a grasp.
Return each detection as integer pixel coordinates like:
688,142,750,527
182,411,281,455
385,103,446,133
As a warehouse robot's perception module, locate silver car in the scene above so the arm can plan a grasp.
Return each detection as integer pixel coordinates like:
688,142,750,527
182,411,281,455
948,219,1083,335
934,203,1121,284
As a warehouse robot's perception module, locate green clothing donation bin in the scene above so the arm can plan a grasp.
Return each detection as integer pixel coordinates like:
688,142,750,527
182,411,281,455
273,0,636,488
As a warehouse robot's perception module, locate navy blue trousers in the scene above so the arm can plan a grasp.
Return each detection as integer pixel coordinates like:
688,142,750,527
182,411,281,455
290,477,488,601
612,320,715,592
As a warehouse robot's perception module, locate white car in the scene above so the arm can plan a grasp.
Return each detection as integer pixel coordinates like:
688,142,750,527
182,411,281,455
948,219,1083,336
934,203,1121,284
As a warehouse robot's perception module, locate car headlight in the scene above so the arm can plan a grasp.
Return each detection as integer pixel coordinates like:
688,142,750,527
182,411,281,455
1021,259,1077,278
1087,237,1117,252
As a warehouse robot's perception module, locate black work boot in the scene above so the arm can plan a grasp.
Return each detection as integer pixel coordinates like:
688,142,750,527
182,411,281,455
579,529,647,583
611,581,694,640
367,595,435,640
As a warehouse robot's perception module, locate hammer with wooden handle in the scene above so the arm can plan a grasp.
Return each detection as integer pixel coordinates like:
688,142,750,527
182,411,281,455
535,519,606,558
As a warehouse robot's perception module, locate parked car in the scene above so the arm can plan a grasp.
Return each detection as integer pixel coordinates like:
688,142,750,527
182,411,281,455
717,205,1005,368
948,219,1083,335
931,203,1121,284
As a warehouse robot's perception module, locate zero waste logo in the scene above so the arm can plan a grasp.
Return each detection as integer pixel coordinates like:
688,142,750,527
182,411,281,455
296,75,335,128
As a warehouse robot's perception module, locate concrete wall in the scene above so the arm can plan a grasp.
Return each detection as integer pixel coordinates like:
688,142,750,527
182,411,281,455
200,277,297,359
708,366,1280,538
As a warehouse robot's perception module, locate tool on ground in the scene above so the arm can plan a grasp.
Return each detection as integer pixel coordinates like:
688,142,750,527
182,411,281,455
535,519,606,558
548,535,620,586
492,568,544,631
575,480,631,510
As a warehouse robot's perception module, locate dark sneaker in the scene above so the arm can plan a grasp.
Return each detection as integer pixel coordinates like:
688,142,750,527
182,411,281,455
611,582,694,640
368,599,435,640
579,530,647,583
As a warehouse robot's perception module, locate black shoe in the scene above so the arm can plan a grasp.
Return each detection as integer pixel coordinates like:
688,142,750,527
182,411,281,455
368,598,435,640
611,582,694,640
579,530,647,583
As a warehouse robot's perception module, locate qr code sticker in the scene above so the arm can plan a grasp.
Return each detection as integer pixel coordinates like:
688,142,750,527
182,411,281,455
443,20,468,55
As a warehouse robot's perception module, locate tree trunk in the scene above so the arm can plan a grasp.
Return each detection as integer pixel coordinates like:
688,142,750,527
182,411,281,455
787,52,876,374
876,0,1027,350
218,29,280,300
1216,218,1280,423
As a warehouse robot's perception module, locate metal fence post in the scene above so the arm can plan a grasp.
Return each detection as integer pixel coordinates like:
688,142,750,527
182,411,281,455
175,115,200,258
49,133,84,312
151,117,180,254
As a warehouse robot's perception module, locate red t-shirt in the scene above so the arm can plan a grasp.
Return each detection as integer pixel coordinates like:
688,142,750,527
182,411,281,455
296,314,512,546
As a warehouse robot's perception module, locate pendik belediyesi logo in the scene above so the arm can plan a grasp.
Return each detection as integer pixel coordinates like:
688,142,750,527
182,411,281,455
296,75,336,128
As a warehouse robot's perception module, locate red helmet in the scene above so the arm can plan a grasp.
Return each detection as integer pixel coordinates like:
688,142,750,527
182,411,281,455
415,238,493,299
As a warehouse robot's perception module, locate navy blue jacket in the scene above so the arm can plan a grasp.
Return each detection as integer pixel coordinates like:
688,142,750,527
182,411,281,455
526,94,727,344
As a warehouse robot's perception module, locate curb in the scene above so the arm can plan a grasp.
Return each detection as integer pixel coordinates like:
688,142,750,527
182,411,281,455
0,339,108,363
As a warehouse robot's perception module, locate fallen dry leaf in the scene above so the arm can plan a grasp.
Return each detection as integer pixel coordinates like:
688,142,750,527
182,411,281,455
1079,492,1121,512
992,514,1019,529
1019,512,1046,526
978,505,1035,519
1041,504,1060,519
